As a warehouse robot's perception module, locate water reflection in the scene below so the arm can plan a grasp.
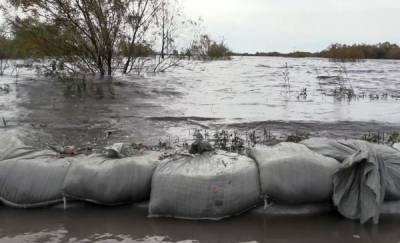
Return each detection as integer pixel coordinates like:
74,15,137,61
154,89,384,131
63,79,116,100
0,203,400,243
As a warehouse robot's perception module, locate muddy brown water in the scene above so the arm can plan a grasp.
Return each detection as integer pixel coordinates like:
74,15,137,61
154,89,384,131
1,57,400,242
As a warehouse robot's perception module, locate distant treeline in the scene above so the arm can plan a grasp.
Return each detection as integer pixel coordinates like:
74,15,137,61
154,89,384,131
233,42,400,60
325,42,400,60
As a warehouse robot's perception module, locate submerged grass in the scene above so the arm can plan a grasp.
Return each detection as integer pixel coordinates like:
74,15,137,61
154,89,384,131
154,128,400,156
361,131,400,145
155,128,311,155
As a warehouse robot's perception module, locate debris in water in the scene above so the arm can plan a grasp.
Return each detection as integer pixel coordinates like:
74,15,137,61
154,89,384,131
49,145,77,156
189,140,213,154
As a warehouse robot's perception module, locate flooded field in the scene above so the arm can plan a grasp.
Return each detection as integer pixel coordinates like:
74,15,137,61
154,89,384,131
2,56,400,147
1,56,400,242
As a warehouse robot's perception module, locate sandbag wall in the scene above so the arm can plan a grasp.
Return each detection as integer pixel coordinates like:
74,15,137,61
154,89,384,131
148,141,400,223
2,130,400,224
0,132,161,207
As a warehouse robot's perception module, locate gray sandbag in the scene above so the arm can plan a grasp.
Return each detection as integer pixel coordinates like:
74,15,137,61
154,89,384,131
300,137,368,162
63,151,161,205
249,143,341,204
301,138,400,200
0,131,40,161
302,137,400,223
0,154,72,208
149,151,261,220
333,142,400,223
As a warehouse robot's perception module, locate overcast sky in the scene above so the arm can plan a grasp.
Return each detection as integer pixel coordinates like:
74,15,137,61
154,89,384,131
182,0,400,53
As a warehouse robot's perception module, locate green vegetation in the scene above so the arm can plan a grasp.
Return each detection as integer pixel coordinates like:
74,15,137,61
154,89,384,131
252,51,320,58
187,35,231,60
0,36,13,59
326,42,400,61
0,2,231,78
0,0,201,77
361,131,400,145
120,43,155,59
237,42,400,61
207,41,231,59
0,30,14,75
11,19,74,59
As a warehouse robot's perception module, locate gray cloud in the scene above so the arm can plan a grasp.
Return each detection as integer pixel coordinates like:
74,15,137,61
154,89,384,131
182,0,400,53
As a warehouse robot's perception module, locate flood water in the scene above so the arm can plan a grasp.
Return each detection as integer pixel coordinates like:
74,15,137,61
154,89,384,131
1,57,400,242
2,56,400,147
1,203,400,243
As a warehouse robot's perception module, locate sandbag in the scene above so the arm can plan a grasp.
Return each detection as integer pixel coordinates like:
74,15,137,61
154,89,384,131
0,131,40,161
0,153,72,208
63,151,161,205
300,137,368,162
249,143,341,204
302,138,400,223
149,151,261,220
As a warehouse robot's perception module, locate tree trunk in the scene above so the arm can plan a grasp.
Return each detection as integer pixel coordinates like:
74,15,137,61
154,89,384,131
107,57,112,76
123,56,131,74
97,56,105,77
161,14,165,59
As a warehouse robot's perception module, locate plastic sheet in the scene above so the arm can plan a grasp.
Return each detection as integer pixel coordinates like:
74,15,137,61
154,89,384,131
302,138,400,223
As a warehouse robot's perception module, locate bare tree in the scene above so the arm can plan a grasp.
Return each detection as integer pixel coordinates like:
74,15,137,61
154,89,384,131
152,0,186,73
8,0,126,77
121,0,161,74
4,0,199,77
0,22,11,76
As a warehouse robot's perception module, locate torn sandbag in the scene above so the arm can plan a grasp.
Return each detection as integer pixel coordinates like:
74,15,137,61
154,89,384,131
335,142,400,223
0,154,72,208
302,137,400,223
149,151,261,220
249,143,341,204
63,151,161,205
301,138,400,200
